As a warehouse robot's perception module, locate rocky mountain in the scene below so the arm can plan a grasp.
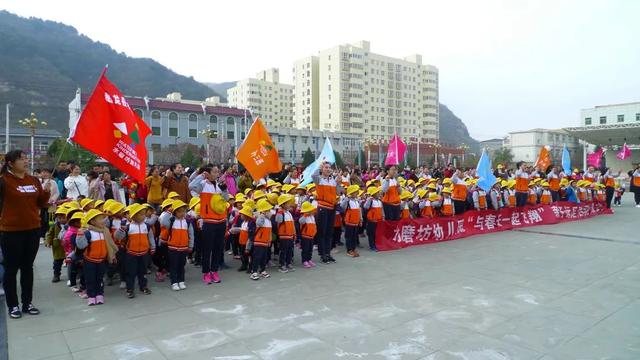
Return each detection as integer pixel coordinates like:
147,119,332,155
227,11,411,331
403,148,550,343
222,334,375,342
438,104,480,153
0,10,220,132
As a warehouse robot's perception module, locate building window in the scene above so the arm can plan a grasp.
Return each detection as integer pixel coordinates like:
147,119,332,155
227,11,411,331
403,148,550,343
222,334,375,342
278,150,285,158
584,117,591,125
617,114,624,123
599,116,606,124
151,144,161,152
210,115,218,125
151,111,161,120
636,113,640,121
169,112,178,121
188,114,198,138
134,109,144,118
152,126,161,136
169,112,178,137
169,127,178,137
227,131,234,139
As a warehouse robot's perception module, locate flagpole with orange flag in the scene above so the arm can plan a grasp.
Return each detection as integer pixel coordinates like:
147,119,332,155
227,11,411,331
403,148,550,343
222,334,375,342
235,117,283,181
534,145,552,171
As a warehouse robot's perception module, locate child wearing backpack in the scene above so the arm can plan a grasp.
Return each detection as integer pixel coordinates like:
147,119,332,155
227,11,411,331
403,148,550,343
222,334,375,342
161,200,194,291
64,211,85,295
276,194,296,273
341,185,362,258
45,207,69,283
249,199,273,280
154,199,173,282
299,201,317,268
115,203,156,298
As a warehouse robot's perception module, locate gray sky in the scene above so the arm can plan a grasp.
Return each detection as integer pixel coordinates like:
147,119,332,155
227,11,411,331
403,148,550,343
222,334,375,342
3,0,639,140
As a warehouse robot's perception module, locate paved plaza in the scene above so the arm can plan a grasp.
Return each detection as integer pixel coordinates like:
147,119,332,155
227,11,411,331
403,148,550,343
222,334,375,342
3,198,640,360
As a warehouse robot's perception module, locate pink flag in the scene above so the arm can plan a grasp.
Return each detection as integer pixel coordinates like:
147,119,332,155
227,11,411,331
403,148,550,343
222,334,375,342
616,143,631,160
384,133,406,166
587,146,605,168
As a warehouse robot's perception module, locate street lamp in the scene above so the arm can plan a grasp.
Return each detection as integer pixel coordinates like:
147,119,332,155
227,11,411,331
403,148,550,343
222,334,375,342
458,143,470,167
18,112,47,173
433,142,442,167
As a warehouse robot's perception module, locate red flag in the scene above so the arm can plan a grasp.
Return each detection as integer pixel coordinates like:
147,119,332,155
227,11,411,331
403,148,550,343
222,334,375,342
384,133,407,166
534,145,552,170
617,143,631,160
70,69,151,182
235,118,282,180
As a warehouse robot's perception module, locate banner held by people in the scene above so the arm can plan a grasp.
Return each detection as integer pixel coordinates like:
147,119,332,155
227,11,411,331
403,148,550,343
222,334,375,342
384,132,406,166
300,137,335,186
235,117,283,181
69,67,151,182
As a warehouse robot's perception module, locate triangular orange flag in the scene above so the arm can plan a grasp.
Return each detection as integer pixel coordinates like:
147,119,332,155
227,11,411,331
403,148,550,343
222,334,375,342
236,118,283,180
534,145,552,171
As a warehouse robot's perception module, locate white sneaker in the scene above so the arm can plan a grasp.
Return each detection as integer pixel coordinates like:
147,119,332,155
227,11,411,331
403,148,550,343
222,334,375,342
0,288,5,296
636,205,640,208
119,281,126,289
66,280,71,286
178,282,186,290
171,283,180,291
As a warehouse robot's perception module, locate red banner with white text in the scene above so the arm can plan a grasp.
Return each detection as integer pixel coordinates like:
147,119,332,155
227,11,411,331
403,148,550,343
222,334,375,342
376,201,613,251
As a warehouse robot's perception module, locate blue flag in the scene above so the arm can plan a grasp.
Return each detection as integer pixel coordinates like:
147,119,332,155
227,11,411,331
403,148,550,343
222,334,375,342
300,138,335,186
562,145,571,173
475,149,497,192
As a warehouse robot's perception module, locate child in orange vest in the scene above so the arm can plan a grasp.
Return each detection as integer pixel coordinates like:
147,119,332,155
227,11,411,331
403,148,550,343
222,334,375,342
440,188,455,216
249,199,273,280
234,205,255,273
540,182,552,205
341,185,362,258
364,187,383,252
155,200,173,283
76,209,117,306
333,199,344,248
105,202,127,289
276,194,296,273
399,191,412,219
115,203,156,298
299,201,317,268
161,200,194,291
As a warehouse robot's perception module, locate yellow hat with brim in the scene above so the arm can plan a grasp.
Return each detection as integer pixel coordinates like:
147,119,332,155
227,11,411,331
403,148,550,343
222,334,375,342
282,184,295,193
441,187,452,194
358,190,365,197
243,199,256,209
167,191,180,199
128,203,147,218
266,179,277,188
69,211,84,221
417,178,427,185
80,198,94,209
255,199,273,213
171,200,188,211
277,194,295,206
94,200,105,208
106,202,125,215
305,183,315,191
427,183,437,190
244,188,252,195
189,197,201,209
407,179,415,186
266,193,278,205
161,199,174,210
400,191,413,200
367,186,381,196
103,199,116,209
300,201,316,213
429,193,440,201
346,184,360,196
61,201,79,210
209,193,227,214
442,178,452,185
541,181,550,187
194,204,201,214
497,164,504,169
501,180,509,188
417,189,428,198
55,207,70,216
296,183,306,190
239,205,254,218
253,190,266,200
83,209,105,226
234,193,246,203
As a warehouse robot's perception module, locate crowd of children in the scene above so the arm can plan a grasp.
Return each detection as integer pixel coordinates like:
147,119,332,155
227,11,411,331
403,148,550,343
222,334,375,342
43,162,620,306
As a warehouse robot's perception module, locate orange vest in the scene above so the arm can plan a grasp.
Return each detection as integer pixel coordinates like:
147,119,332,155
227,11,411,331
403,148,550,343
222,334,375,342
316,177,337,209
578,189,586,202
366,199,383,222
301,215,317,239
528,190,538,205
159,211,172,241
584,174,595,183
277,210,295,240
476,190,487,209
382,179,401,205
597,190,606,202
515,172,529,192
540,190,552,205
400,202,410,219
549,177,560,191
344,199,361,226
605,177,615,188
441,198,454,216
126,223,151,256
504,190,515,208
84,230,108,263
167,218,190,251
254,217,271,247
634,175,640,187
199,182,227,224
421,201,433,218
452,183,467,202
239,220,251,246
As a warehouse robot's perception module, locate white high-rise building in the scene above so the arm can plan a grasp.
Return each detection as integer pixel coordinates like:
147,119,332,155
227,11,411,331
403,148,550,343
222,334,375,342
227,68,294,129
293,41,439,142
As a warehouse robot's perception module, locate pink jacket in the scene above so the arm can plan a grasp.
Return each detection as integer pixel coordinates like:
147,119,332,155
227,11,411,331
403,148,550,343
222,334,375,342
63,225,80,256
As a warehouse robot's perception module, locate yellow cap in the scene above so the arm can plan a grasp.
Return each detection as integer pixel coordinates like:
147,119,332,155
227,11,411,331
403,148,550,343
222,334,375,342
255,199,274,213
189,197,201,209
266,192,279,205
417,189,428,199
282,184,295,193
244,188,252,195
80,198,94,209
69,211,84,221
266,179,277,188
277,194,295,206
94,200,105,208
55,207,70,216
161,199,174,210
103,199,116,209
407,179,415,186
441,187,452,194
427,183,437,190
234,193,246,203
193,204,201,214
442,178,452,185
128,203,146,218
243,199,256,209
541,181,550,187
305,183,316,191
497,164,504,169
239,205,254,218
171,200,188,211
105,202,125,215
167,191,180,199
346,184,360,196
83,209,105,226
428,193,440,202
400,190,413,200
253,190,266,200
300,201,316,213
367,186,381,196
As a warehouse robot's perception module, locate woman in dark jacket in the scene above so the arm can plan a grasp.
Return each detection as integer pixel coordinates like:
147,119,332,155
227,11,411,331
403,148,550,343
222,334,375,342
0,150,50,319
